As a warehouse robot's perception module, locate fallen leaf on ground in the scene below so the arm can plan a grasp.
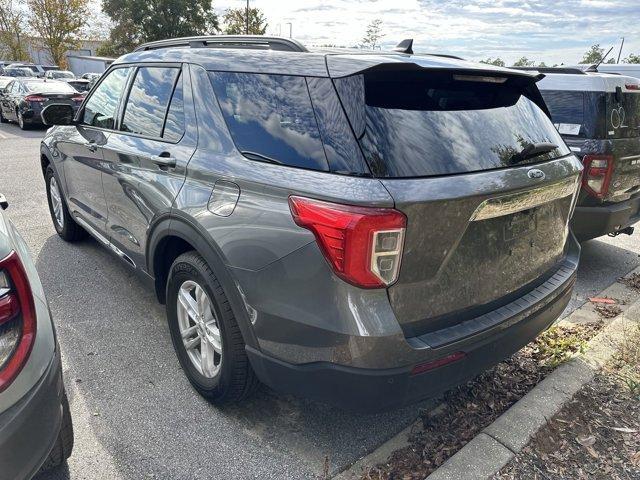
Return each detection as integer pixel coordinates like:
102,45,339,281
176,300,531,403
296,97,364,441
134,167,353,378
588,297,616,304
577,434,596,447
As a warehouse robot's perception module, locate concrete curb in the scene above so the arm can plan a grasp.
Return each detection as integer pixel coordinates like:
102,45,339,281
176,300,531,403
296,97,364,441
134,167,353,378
427,273,640,480
334,267,640,480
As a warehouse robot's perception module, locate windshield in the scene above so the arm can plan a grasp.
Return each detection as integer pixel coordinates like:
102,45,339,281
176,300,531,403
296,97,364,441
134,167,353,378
334,71,569,178
24,81,76,94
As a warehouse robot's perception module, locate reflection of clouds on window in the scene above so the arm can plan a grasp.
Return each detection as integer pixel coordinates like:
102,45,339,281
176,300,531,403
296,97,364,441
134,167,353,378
210,72,328,171
83,68,131,129
334,73,565,178
163,74,185,142
121,67,179,138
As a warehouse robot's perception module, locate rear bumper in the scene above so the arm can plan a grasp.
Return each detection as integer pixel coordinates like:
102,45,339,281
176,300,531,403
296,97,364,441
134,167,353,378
248,236,579,412
572,194,640,240
0,349,64,480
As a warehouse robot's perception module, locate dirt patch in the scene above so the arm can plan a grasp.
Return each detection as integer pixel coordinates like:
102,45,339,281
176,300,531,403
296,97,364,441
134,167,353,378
620,273,640,291
495,332,640,480
593,303,623,319
360,322,603,480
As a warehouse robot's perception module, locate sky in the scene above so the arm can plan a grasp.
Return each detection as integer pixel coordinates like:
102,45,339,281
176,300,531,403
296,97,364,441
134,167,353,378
212,0,640,65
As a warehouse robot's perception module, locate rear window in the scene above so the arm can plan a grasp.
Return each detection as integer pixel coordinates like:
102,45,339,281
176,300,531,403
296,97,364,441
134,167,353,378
334,71,569,178
209,72,328,171
24,81,76,94
540,91,584,135
608,91,640,139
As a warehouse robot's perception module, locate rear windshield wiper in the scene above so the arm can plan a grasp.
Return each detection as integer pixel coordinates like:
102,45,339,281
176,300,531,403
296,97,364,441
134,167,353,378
509,142,559,165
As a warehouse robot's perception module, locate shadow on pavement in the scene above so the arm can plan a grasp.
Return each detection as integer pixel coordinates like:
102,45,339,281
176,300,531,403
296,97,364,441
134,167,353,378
34,233,427,479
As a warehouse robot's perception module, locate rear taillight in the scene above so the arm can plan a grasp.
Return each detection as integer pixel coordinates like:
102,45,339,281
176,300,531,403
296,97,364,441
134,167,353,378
24,95,46,103
625,84,639,91
72,96,85,103
289,196,406,288
0,251,36,393
582,154,614,199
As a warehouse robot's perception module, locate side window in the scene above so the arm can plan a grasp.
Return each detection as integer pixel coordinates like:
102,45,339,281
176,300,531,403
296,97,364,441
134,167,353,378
82,67,131,129
162,73,185,142
209,72,329,171
121,66,180,138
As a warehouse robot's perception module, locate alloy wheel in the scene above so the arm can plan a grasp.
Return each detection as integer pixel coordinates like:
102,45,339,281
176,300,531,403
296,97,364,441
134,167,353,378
176,280,222,378
49,177,64,229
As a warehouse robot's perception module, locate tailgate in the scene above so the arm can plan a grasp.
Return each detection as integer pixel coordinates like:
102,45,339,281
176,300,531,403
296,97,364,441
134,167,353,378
383,157,582,336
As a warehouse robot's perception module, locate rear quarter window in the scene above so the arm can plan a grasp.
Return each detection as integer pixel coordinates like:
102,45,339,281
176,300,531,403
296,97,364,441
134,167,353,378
209,72,329,171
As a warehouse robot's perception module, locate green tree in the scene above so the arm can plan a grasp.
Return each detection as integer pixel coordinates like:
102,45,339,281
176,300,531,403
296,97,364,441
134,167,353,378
624,53,640,64
0,0,30,61
27,0,88,68
222,7,267,35
100,0,219,56
361,18,383,49
512,56,535,67
480,57,505,67
579,44,615,64
538,61,548,67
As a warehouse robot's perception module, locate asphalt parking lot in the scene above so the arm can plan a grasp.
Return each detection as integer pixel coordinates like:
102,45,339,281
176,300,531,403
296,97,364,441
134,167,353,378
1,122,639,480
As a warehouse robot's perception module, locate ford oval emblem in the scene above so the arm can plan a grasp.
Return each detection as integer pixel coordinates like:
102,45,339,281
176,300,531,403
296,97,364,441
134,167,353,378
527,169,545,180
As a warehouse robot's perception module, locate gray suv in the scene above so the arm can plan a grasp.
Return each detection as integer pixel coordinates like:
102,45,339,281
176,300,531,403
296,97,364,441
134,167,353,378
39,36,582,411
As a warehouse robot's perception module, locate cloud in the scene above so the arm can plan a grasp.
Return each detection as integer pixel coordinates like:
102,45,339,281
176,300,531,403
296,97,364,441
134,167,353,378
214,0,640,65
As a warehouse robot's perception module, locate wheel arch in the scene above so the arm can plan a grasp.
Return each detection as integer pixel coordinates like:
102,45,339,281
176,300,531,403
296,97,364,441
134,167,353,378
147,214,260,350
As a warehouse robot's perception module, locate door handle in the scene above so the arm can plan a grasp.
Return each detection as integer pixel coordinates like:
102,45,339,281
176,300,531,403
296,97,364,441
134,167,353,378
150,153,177,169
84,141,97,152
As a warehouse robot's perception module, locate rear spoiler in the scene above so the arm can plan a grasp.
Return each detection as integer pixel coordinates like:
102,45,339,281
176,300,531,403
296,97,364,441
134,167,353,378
326,58,552,118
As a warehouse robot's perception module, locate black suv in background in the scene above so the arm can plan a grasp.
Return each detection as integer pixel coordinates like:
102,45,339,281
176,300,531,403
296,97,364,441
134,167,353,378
38,36,582,411
529,67,640,240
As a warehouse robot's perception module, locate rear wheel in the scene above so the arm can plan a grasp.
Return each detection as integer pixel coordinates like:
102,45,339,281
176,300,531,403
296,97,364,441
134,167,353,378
17,110,28,130
0,108,6,123
166,251,259,405
45,166,86,241
39,393,74,472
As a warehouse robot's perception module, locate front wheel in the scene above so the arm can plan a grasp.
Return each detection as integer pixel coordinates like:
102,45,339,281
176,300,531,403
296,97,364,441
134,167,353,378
45,166,86,241
166,251,259,405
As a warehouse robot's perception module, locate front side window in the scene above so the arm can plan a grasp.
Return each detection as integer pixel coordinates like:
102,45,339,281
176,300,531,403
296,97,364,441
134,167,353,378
82,67,131,129
121,66,180,138
210,72,328,171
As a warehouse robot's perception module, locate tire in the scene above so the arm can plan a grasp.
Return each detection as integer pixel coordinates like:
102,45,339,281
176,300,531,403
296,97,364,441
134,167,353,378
39,393,74,472
166,251,259,405
45,166,86,241
17,110,28,130
0,108,6,123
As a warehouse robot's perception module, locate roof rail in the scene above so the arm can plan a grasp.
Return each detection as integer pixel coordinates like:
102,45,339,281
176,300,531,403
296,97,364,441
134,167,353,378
512,66,587,75
134,35,308,53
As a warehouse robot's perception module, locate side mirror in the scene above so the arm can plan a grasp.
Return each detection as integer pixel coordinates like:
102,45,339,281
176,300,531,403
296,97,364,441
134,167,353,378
41,103,76,126
0,194,8,210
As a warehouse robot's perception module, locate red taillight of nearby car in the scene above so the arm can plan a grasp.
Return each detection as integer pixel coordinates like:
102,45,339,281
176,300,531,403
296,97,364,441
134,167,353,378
625,84,640,91
24,95,46,103
582,154,614,199
0,251,36,393
72,96,85,104
288,196,406,288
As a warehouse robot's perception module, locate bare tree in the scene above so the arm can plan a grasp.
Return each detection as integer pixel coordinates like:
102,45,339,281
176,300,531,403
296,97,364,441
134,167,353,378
27,0,88,67
0,0,30,61
361,18,383,50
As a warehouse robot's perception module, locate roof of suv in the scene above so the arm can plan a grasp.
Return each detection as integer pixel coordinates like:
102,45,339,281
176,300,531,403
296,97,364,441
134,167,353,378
116,35,540,80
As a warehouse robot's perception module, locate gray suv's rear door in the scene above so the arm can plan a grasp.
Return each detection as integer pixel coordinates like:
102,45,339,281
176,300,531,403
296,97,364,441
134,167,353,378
100,64,197,269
